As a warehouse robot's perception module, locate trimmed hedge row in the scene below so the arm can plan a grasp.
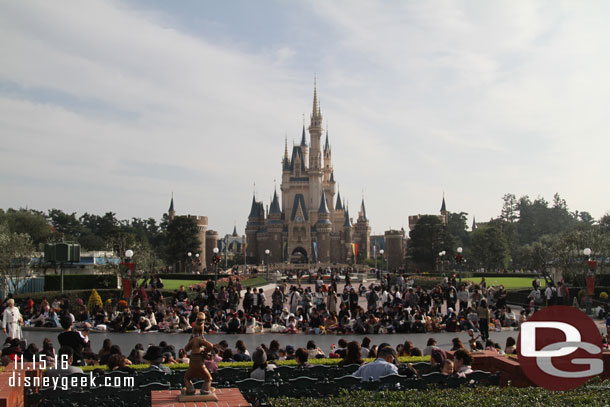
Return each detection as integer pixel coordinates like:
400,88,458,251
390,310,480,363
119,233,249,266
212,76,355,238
13,289,122,303
79,356,431,372
44,274,118,291
269,381,610,407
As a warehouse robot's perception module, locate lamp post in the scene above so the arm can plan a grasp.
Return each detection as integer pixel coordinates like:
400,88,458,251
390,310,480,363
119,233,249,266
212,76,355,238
187,252,192,274
456,247,463,286
379,249,384,273
195,253,199,273
438,251,446,273
242,235,246,270
213,247,219,285
265,249,270,280
124,249,135,306
583,248,593,314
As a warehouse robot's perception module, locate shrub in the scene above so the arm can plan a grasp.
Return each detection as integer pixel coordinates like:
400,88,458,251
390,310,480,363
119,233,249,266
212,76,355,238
269,381,610,407
87,289,103,314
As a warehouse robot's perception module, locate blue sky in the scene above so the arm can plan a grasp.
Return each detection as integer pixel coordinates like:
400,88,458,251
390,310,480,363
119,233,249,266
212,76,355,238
1,0,609,235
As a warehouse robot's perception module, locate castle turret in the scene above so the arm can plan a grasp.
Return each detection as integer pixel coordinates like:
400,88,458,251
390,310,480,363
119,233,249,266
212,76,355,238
440,195,448,225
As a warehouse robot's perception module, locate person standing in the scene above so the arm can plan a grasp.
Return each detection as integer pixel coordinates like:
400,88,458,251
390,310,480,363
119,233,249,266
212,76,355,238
2,299,23,340
327,287,338,315
477,300,490,342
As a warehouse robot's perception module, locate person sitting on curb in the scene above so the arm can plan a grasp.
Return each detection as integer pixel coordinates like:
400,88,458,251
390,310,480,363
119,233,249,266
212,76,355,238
352,346,398,381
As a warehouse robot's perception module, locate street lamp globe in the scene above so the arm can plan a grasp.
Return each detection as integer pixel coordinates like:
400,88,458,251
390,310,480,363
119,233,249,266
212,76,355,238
125,249,134,258
265,249,270,255
457,247,463,254
583,248,592,256
187,252,192,257
195,253,199,258
379,249,384,255
213,248,219,254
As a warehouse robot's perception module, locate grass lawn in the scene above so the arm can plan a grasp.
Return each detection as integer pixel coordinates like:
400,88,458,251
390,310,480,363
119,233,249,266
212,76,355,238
137,276,269,291
462,276,545,290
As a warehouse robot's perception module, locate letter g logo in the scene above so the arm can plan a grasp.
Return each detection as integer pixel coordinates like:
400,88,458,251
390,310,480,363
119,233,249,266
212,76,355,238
518,306,604,390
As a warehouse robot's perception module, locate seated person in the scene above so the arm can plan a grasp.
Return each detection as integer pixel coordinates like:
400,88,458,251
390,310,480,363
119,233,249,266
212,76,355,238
250,347,274,380
353,346,398,381
142,345,171,374
453,349,473,377
44,346,84,378
295,347,312,368
440,359,454,375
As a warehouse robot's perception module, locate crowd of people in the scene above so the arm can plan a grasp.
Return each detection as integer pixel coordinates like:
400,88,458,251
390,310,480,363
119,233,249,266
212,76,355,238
2,271,609,343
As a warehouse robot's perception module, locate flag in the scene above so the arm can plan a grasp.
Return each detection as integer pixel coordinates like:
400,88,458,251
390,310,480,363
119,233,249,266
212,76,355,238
313,241,318,260
373,245,377,257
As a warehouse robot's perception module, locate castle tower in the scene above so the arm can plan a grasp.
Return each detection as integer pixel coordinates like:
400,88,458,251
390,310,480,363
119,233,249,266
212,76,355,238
343,205,353,263
315,189,332,263
205,230,218,271
267,188,284,263
245,194,264,263
384,229,404,272
354,197,371,260
187,215,208,268
308,80,324,216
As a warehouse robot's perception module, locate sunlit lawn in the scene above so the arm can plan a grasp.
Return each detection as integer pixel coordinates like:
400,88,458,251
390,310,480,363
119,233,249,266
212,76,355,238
462,276,545,290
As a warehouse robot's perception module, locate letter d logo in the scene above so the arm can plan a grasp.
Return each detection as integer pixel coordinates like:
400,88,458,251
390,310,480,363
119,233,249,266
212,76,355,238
518,306,604,390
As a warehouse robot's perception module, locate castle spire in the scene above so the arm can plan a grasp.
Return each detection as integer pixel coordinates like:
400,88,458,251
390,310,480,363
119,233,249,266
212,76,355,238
335,189,343,210
441,194,447,213
359,197,367,220
300,125,307,146
472,216,477,231
313,76,319,116
269,187,281,215
168,194,174,213
318,189,330,214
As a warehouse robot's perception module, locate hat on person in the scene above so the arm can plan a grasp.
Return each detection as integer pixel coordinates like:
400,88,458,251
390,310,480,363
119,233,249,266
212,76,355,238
285,345,295,353
252,347,267,365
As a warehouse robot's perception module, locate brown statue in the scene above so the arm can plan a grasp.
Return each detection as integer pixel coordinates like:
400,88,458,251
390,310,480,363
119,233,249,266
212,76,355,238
183,312,214,396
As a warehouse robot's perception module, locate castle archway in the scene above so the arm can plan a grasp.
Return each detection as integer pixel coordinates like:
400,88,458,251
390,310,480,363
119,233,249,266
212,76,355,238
290,247,308,264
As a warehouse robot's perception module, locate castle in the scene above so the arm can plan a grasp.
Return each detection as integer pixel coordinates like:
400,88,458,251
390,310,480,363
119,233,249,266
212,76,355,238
245,83,371,265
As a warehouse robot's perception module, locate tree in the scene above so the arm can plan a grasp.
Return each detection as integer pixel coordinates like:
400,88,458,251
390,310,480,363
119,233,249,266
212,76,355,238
407,215,455,269
469,226,510,272
500,194,519,223
3,208,53,245
447,211,469,247
0,221,35,295
165,216,201,267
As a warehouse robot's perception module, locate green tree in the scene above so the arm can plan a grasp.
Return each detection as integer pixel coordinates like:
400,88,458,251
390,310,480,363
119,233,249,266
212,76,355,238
469,226,510,271
407,215,455,269
501,193,519,223
165,216,201,266
3,208,53,245
447,211,469,247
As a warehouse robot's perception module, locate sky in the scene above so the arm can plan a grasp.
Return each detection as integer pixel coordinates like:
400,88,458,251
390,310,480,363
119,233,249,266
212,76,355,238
1,0,609,236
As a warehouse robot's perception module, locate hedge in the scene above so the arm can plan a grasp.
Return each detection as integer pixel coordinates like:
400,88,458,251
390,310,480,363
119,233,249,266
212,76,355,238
269,381,610,407
79,356,431,372
44,274,118,291
13,289,122,304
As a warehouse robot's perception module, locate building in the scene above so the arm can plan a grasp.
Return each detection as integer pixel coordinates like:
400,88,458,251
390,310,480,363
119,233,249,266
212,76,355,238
246,83,371,265
408,196,449,231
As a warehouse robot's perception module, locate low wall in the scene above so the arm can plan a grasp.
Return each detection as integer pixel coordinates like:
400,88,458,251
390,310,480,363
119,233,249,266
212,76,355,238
450,350,610,387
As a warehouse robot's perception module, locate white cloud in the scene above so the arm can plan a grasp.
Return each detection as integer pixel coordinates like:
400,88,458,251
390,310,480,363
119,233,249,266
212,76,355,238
0,0,608,237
